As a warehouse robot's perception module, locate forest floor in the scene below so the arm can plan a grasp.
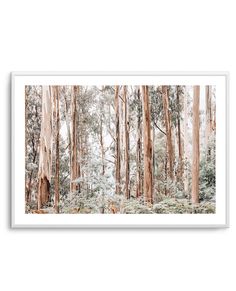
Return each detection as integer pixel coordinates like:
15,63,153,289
26,193,215,214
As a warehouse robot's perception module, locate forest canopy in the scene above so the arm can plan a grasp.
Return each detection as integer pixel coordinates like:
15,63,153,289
25,85,216,214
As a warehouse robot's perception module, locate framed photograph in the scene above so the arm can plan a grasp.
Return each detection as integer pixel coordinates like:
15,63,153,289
11,72,229,228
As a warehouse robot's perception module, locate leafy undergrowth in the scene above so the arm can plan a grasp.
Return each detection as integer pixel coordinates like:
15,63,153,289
26,192,215,214
58,192,215,214
153,198,215,214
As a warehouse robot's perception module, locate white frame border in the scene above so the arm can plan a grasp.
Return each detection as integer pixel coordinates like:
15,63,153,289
11,71,229,229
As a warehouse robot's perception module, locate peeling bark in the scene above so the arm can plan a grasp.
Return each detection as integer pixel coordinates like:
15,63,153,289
37,86,53,209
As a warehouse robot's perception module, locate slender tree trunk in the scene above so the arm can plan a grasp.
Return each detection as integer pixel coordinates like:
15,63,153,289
205,85,212,158
37,86,53,209
54,86,60,213
120,92,124,193
142,86,153,204
76,99,81,193
70,86,78,193
124,86,130,199
152,125,155,195
212,101,216,131
114,85,121,195
136,88,142,198
100,119,105,175
192,86,200,204
164,150,168,196
176,86,183,183
63,93,71,170
183,87,189,195
162,86,174,180
79,133,84,191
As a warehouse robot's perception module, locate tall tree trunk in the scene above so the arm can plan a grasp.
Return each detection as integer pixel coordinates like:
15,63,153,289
164,149,168,196
152,125,155,195
114,85,121,195
205,85,212,158
136,88,142,198
120,92,124,193
124,86,130,199
212,101,216,131
100,119,105,175
142,86,153,204
70,86,79,193
162,86,174,181
183,87,189,195
192,86,200,204
37,86,53,209
63,93,71,170
176,86,183,184
54,86,60,213
76,97,81,193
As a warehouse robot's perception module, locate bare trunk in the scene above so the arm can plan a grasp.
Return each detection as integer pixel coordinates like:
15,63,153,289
152,125,155,195
212,100,216,131
164,149,168,196
142,86,153,204
70,86,79,193
54,86,60,213
183,87,189,194
136,88,142,198
63,93,71,169
191,86,200,204
37,86,53,209
124,86,130,199
176,86,183,183
114,86,121,195
100,119,105,175
205,86,212,151
119,93,124,193
162,86,174,180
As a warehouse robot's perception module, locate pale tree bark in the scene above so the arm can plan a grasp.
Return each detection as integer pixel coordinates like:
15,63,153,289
124,86,130,199
152,125,155,195
114,85,121,195
118,89,124,193
205,85,212,153
54,86,60,213
162,86,174,180
76,99,81,193
192,85,200,204
183,86,189,195
99,119,105,175
37,86,53,209
120,90,125,194
142,86,153,204
63,92,71,169
212,100,216,131
176,86,183,183
164,149,168,196
136,87,142,198
70,86,79,193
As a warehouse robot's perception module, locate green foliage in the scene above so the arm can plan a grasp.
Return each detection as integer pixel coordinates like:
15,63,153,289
199,134,216,201
153,198,215,214
59,192,215,215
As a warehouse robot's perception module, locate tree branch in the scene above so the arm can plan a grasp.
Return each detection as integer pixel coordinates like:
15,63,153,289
153,121,166,135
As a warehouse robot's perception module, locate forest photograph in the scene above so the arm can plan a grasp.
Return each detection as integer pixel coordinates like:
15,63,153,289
25,84,216,214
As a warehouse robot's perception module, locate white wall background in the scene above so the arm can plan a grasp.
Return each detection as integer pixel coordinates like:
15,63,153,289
0,1,234,290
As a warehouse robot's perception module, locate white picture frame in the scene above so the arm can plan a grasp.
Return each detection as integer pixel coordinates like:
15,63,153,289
11,72,229,228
